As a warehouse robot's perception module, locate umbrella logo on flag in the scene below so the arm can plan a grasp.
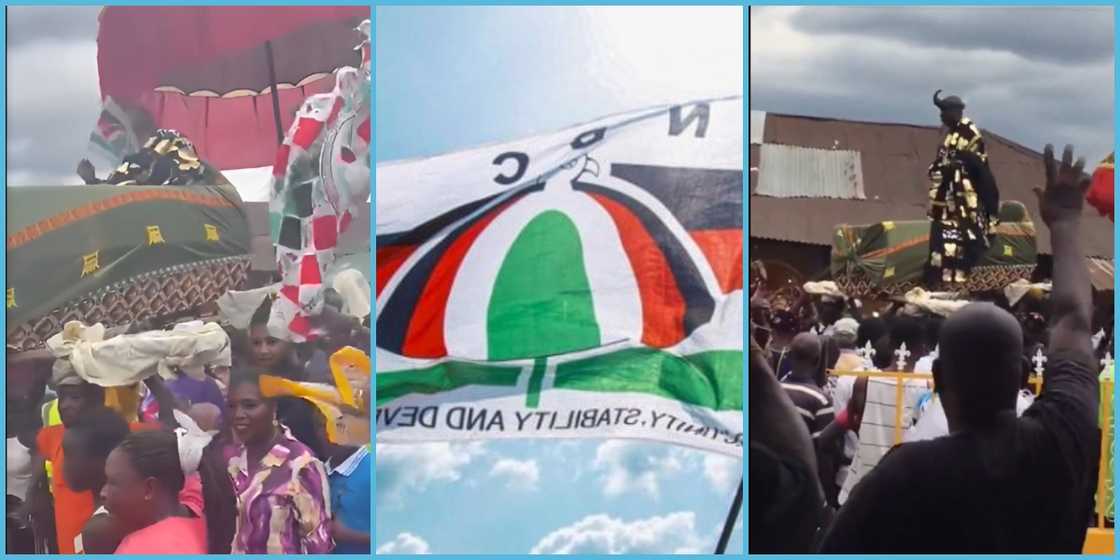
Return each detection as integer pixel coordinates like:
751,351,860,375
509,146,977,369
377,153,739,362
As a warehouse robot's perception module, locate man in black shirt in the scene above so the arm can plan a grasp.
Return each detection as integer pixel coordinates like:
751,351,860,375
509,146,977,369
750,336,825,553
821,145,1100,553
781,333,841,507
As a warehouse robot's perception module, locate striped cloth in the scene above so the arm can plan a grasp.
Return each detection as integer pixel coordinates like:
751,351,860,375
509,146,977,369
839,376,930,504
781,381,835,438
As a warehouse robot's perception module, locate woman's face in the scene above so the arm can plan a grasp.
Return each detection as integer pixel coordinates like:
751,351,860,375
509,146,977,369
228,382,276,446
101,448,150,532
249,325,292,370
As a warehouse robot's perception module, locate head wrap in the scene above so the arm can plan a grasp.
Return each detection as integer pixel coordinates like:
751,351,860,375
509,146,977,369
803,281,846,304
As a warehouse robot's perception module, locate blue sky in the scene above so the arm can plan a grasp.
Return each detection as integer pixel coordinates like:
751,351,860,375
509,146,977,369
374,6,743,554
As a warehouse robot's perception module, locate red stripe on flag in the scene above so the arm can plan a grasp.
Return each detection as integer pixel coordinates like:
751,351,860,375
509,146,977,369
403,202,515,358
690,229,743,293
376,244,417,296
588,193,686,348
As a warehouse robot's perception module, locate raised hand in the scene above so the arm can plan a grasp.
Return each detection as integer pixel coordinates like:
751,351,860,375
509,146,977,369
1033,144,1091,226
76,159,98,184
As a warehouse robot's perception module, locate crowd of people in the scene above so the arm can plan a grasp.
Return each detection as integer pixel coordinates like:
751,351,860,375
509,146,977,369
6,293,372,554
750,145,1114,552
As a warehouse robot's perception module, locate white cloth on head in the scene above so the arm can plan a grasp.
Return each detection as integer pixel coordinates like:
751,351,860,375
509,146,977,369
902,287,971,317
173,409,215,476
803,281,845,300
1003,279,1051,308
46,320,231,387
217,284,280,329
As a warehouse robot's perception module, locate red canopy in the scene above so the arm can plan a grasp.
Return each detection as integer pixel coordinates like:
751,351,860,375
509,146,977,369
97,6,369,170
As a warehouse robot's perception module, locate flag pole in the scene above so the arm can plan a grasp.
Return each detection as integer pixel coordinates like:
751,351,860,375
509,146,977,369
264,40,284,145
714,478,743,554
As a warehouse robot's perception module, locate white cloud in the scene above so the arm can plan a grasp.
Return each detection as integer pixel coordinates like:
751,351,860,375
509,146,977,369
376,442,486,506
591,440,685,498
531,512,704,554
489,458,540,491
702,454,741,494
377,532,431,555
8,38,103,185
580,6,743,108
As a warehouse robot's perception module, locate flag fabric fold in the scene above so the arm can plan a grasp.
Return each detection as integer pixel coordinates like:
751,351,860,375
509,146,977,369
376,97,743,456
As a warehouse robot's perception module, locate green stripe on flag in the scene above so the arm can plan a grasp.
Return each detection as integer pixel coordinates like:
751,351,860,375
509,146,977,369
525,357,547,408
554,348,743,411
487,210,600,361
376,361,522,406
377,348,743,411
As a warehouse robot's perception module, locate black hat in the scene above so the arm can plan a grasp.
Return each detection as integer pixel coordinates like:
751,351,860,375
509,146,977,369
933,89,965,111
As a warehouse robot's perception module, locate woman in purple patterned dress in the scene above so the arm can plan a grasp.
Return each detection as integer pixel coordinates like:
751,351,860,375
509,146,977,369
225,370,333,553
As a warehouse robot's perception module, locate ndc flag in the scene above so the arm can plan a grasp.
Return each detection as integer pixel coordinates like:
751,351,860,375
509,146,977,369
376,97,743,457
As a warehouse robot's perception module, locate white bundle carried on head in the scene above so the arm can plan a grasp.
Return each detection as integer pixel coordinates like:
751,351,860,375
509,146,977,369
803,281,846,301
903,287,971,317
46,320,231,386
1003,279,1052,308
173,409,214,476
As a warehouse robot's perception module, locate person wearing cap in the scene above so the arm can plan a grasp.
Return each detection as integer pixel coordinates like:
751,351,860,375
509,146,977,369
26,361,176,554
25,360,109,553
831,318,863,373
926,89,1000,286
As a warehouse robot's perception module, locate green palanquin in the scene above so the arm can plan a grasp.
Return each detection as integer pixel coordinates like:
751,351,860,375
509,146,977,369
831,201,1037,296
6,184,251,350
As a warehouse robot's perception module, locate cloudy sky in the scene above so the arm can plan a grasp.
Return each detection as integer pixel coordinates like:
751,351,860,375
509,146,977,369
750,6,1114,164
6,7,275,195
8,6,104,186
376,5,742,555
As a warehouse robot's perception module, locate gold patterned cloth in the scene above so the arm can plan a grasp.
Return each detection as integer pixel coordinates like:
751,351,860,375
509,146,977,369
106,129,229,186
926,117,996,286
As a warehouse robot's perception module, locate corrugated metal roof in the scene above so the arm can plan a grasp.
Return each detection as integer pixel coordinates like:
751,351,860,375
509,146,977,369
748,113,1113,258
754,144,865,199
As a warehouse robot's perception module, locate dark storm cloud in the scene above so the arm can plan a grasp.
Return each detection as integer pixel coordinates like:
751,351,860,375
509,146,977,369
750,6,1114,164
790,7,1113,65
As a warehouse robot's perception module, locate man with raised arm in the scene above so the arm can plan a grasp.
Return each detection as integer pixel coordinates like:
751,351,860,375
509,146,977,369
821,145,1100,553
